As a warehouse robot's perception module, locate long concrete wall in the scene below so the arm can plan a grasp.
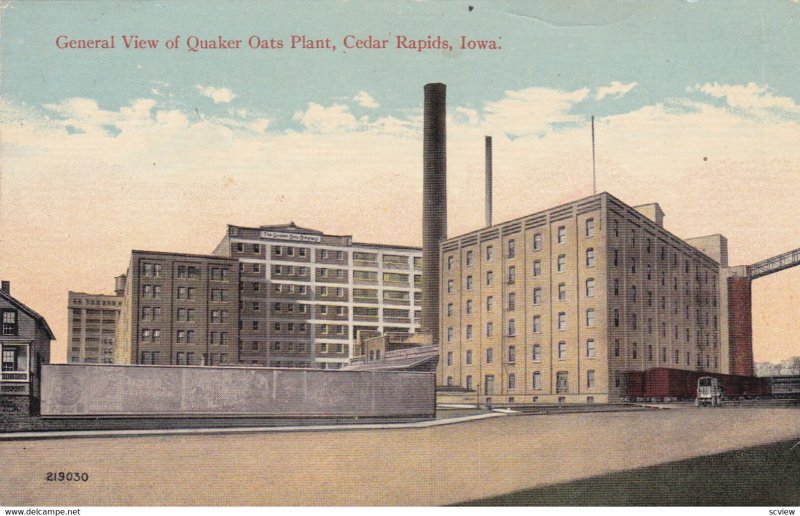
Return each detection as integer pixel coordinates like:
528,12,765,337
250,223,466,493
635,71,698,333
41,364,435,418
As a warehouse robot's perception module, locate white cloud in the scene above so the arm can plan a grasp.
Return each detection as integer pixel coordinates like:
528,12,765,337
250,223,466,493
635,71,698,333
691,82,800,114
292,103,359,132
595,81,638,100
195,85,236,104
480,86,590,137
354,91,379,109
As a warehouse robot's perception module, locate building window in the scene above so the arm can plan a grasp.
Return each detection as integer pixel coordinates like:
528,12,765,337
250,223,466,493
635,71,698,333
486,271,494,286
532,344,541,361
587,370,596,388
558,341,567,360
466,324,473,340
556,371,569,393
508,373,516,390
533,233,542,251
486,296,494,311
447,255,454,271
508,239,516,258
486,246,494,261
586,278,595,297
507,319,516,337
632,343,638,360
486,321,493,337
613,309,620,327
586,309,595,327
508,266,516,284
465,299,474,314
447,280,454,294
630,285,637,303
557,226,566,244
532,315,542,333
557,255,566,273
585,218,595,238
586,339,596,358
466,250,474,266
533,261,542,277
486,348,493,364
446,352,453,366
466,375,473,390
586,248,595,267
614,339,620,357
533,288,542,305
466,350,473,365
557,312,567,331
631,257,637,274
447,303,453,317
508,346,516,363
507,293,515,311
533,371,542,390
613,249,619,267
447,327,454,342
558,283,566,301
466,276,474,290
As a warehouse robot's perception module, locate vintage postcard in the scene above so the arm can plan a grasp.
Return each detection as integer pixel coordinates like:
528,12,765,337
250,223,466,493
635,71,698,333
1,0,799,511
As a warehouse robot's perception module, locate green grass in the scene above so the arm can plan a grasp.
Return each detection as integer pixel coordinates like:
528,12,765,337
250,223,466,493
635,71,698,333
456,439,800,506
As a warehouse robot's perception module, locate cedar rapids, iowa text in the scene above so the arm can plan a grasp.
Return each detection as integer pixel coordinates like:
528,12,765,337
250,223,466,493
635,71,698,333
54,34,502,52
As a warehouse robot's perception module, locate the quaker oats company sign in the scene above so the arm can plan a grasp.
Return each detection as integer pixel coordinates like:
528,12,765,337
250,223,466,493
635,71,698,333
260,231,323,243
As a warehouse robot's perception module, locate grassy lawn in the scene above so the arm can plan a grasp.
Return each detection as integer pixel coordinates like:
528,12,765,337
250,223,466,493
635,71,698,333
457,438,800,506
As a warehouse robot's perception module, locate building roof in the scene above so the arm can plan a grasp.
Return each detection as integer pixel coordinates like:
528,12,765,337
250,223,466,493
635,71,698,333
131,249,238,261
0,288,56,340
229,223,422,252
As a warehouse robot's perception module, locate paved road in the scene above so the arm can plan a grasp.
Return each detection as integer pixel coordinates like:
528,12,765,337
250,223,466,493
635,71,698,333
1,406,799,506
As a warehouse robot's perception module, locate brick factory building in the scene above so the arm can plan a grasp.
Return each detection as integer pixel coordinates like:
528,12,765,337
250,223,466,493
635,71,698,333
438,193,725,404
114,251,241,366
212,222,422,369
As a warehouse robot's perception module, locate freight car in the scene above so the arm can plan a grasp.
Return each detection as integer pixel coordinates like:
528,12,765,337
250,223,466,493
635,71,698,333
624,368,771,401
770,375,800,399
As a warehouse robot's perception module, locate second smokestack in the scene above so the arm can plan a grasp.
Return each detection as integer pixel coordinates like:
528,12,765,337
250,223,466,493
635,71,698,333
421,83,447,347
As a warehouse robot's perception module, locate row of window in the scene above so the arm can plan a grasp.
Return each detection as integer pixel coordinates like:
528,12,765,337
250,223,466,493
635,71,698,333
447,309,596,341
446,219,597,269
450,370,593,393
447,340,598,367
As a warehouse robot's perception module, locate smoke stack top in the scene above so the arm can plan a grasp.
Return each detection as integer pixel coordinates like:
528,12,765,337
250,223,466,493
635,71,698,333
485,135,493,228
421,83,447,346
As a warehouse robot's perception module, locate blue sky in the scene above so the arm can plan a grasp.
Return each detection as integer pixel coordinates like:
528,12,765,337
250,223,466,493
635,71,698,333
1,0,799,362
3,0,799,131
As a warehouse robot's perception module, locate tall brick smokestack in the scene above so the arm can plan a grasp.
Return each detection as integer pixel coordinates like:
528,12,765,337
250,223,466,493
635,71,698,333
422,83,447,346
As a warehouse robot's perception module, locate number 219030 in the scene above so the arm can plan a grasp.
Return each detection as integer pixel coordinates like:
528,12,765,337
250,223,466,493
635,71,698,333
45,472,89,482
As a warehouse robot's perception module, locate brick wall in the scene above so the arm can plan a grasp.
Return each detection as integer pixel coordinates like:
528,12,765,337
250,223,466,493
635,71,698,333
728,276,754,376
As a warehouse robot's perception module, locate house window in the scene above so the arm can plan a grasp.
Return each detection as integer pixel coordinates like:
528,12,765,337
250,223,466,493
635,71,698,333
533,233,542,251
557,312,567,331
533,288,542,305
585,218,595,237
486,321,494,337
557,255,566,273
1,310,18,336
586,248,595,267
586,309,595,327
3,348,18,371
558,283,566,301
558,341,567,360
557,226,566,244
586,279,595,297
587,339,596,358
533,371,542,390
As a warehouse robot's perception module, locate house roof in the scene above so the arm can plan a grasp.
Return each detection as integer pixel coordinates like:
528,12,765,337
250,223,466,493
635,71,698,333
0,289,56,340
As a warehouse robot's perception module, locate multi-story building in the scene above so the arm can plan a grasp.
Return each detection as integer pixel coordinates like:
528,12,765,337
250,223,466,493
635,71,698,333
438,193,722,404
67,281,124,363
1,280,53,397
213,222,422,369
114,251,240,366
